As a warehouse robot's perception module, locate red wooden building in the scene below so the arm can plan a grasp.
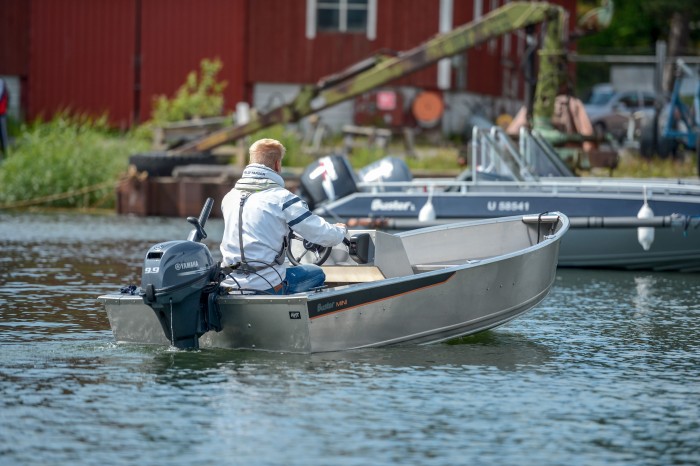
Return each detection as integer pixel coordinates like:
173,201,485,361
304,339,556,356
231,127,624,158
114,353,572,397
0,0,576,133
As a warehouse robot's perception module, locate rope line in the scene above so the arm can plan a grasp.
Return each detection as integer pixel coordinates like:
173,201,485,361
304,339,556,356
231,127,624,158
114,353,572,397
0,173,139,209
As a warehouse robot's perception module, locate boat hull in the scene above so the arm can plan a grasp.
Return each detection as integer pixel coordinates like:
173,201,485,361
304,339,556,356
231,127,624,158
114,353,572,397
559,226,700,272
99,214,566,353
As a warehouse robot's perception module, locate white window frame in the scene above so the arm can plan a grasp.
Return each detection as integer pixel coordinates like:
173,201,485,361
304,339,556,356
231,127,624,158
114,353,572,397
473,0,483,20
437,0,453,90
307,0,377,40
488,0,499,54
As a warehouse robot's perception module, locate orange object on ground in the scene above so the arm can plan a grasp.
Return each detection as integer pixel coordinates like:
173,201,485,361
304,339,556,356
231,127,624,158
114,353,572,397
412,91,444,127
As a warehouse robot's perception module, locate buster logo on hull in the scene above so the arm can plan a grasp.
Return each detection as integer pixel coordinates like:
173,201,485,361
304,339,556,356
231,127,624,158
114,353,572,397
307,271,455,319
371,199,416,212
316,299,349,315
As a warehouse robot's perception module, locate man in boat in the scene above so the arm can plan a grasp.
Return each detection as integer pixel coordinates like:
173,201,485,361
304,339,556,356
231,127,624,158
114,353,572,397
220,138,347,294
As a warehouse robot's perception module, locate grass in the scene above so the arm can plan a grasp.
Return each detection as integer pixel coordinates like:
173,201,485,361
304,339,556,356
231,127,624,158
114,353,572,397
611,149,698,178
0,114,150,210
1,117,697,212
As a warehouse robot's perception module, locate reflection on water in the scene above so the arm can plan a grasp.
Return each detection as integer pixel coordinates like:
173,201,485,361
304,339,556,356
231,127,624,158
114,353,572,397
145,334,554,382
1,212,699,466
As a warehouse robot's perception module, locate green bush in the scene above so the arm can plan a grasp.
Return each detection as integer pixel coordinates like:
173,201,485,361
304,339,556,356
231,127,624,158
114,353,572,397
152,58,227,124
0,114,149,209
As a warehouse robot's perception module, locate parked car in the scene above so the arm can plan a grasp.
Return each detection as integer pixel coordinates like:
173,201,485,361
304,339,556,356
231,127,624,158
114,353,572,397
584,84,658,142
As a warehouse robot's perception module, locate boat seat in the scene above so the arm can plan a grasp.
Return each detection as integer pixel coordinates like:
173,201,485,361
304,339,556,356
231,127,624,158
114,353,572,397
372,231,415,278
322,265,385,284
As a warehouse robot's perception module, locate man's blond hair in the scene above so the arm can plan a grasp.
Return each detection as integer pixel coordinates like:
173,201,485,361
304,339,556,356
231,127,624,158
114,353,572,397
249,138,286,168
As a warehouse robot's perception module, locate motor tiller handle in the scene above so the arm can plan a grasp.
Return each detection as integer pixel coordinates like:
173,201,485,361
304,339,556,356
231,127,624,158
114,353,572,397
186,197,214,242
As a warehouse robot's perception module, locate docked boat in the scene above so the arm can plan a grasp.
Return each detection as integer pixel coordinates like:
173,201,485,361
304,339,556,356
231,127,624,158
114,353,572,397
299,127,700,272
98,199,569,352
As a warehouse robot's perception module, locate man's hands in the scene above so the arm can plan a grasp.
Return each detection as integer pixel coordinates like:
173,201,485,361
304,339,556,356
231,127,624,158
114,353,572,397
335,223,347,235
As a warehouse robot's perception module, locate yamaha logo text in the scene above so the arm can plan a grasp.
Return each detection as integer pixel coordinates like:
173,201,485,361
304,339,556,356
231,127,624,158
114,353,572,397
174,260,199,271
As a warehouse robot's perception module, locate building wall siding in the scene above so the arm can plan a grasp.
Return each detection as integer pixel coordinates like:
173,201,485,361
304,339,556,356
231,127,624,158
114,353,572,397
0,0,30,76
248,0,575,96
25,0,247,125
28,0,136,126
139,0,247,121
8,0,578,127
248,0,442,88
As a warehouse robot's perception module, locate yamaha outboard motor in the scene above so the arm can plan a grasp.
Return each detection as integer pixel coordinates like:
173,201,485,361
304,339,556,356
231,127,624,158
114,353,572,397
140,198,222,349
357,156,412,192
298,154,359,210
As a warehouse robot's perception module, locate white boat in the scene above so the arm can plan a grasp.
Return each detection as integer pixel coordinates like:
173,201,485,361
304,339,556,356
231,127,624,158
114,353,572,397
299,127,700,272
98,199,569,353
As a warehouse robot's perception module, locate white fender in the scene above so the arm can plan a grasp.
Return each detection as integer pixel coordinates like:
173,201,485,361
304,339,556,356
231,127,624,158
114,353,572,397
418,187,436,222
637,188,654,251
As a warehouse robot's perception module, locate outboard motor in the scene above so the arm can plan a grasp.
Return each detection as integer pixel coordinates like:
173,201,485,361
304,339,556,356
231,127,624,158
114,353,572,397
357,156,412,192
140,198,222,349
298,154,359,210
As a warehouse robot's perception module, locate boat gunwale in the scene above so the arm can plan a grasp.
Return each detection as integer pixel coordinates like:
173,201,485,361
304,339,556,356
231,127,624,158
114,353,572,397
219,213,569,302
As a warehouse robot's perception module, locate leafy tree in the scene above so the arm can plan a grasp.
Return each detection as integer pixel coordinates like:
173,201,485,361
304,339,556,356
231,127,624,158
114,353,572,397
576,0,700,93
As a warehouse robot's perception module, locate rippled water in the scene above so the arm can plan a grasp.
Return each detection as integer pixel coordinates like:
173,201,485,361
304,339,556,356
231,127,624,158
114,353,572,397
1,212,699,466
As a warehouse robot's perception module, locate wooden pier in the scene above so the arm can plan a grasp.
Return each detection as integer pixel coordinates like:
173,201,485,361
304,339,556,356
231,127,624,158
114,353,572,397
117,164,302,218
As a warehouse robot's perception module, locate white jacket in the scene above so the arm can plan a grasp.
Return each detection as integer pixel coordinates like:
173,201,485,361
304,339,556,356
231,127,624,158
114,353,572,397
220,164,345,291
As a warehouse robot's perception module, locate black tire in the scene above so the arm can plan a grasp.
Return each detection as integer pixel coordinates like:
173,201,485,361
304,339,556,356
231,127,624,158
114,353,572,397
638,113,656,158
655,105,679,159
657,137,678,159
128,151,220,177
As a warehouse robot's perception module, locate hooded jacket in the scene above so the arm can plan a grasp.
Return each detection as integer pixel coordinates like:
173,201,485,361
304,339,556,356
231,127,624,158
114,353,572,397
220,163,345,292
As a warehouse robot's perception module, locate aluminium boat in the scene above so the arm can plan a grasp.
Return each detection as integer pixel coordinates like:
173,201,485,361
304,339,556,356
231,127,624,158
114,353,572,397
98,199,568,353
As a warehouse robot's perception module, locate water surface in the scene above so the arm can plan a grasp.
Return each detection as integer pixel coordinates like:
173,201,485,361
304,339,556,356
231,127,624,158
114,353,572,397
1,212,699,466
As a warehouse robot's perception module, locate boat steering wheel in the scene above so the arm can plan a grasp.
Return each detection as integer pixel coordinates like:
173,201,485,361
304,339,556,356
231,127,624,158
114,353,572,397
286,231,334,266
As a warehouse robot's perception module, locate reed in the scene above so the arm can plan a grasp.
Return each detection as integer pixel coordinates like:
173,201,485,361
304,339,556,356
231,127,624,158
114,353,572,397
0,114,149,209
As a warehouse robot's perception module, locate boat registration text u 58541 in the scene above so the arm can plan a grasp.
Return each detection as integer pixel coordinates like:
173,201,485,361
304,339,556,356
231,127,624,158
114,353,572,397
487,201,530,212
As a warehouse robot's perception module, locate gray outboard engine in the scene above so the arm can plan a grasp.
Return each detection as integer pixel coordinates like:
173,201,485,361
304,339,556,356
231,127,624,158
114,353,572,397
298,154,359,210
357,156,412,192
140,198,222,349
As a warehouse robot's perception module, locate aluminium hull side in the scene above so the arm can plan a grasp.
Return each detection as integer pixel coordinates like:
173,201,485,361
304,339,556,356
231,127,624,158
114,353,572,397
559,227,700,272
300,240,560,352
102,294,171,347
320,190,700,222
100,293,313,351
98,214,567,353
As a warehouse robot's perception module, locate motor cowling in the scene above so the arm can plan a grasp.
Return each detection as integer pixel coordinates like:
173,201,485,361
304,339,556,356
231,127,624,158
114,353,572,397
140,240,221,349
298,154,359,210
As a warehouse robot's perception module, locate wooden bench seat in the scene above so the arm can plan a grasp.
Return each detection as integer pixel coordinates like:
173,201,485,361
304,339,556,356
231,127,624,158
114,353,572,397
322,265,385,284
